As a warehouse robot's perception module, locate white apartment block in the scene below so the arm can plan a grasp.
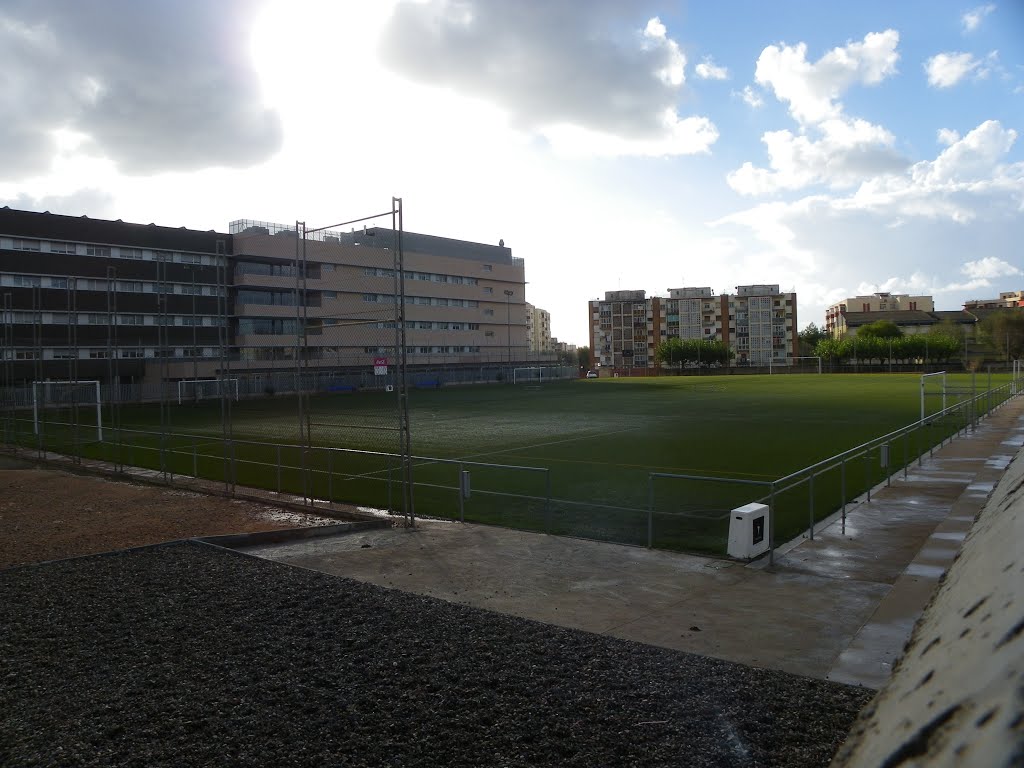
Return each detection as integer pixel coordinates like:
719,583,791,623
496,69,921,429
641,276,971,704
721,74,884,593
826,292,934,337
524,303,553,354
589,284,798,371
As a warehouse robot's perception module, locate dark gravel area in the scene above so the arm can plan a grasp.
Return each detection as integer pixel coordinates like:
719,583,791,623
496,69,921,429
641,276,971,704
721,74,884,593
1,541,872,767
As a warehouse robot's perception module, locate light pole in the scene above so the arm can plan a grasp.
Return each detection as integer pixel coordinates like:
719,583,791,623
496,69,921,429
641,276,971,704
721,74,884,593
504,289,513,366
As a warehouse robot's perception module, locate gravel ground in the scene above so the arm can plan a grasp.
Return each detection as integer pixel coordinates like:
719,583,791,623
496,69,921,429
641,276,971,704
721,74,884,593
0,466,348,569
1,541,871,767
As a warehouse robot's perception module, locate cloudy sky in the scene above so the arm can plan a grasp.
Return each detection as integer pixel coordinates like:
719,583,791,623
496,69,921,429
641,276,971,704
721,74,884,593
1,0,1022,345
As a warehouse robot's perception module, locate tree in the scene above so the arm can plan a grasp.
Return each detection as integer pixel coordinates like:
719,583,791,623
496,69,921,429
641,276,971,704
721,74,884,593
798,323,827,355
576,346,592,370
655,337,685,368
979,310,1024,361
856,320,903,339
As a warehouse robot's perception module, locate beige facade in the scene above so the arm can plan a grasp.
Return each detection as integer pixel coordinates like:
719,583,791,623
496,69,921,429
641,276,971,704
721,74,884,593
589,290,656,370
964,290,1024,310
229,221,527,371
826,292,934,337
589,284,798,370
525,303,553,354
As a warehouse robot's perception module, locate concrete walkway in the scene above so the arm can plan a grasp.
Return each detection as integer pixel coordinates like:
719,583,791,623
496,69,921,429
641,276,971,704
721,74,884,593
238,396,1024,689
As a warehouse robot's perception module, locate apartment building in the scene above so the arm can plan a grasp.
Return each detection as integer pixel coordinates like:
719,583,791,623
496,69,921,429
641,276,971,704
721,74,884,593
964,291,1024,310
730,285,798,366
524,303,552,354
588,284,797,371
588,290,658,370
826,292,934,337
0,207,528,386
230,220,526,372
0,207,228,386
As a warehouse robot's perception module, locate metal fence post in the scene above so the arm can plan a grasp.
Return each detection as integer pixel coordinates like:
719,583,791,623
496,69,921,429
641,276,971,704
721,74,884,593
865,450,871,502
545,469,551,535
808,470,815,540
192,437,198,479
647,474,654,549
841,458,847,534
458,461,465,523
327,450,333,504
276,444,282,493
768,484,776,565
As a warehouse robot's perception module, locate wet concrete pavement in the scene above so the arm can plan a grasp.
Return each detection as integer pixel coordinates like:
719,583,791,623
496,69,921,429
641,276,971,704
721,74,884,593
239,396,1024,689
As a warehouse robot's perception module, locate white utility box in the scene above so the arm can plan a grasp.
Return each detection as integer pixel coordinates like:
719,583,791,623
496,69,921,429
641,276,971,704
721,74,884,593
727,502,770,559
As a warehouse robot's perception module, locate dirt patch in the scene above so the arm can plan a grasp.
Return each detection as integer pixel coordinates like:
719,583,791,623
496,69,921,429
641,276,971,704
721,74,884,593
0,466,352,569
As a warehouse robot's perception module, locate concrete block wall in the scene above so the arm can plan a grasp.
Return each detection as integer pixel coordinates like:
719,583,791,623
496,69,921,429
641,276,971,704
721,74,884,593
832,450,1024,767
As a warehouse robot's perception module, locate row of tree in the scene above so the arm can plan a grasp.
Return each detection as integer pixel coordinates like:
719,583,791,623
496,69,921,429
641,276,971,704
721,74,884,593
583,310,1024,372
654,337,734,367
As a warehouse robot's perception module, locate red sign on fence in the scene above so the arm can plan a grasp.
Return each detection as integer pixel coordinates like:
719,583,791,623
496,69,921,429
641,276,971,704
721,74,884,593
373,357,388,376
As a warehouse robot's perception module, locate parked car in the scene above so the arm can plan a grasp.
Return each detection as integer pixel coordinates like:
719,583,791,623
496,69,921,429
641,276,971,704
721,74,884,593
585,370,599,379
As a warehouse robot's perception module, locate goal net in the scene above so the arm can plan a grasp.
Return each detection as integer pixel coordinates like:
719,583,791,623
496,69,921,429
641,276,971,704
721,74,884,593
784,356,822,373
32,380,102,441
178,378,240,405
513,367,547,384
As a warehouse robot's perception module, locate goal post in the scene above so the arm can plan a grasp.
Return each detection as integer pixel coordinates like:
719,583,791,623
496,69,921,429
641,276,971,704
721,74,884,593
32,380,102,441
177,378,240,405
920,371,947,421
783,356,822,374
513,367,546,384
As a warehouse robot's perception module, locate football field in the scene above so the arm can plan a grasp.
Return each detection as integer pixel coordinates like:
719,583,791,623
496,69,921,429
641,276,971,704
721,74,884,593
19,372,1010,554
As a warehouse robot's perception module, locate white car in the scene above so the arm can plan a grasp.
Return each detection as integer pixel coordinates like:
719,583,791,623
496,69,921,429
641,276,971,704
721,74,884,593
585,371,599,379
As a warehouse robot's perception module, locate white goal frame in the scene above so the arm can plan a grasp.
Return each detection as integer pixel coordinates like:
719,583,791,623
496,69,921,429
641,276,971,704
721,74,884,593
513,367,547,385
177,378,240,405
783,356,822,374
920,371,947,421
32,380,102,441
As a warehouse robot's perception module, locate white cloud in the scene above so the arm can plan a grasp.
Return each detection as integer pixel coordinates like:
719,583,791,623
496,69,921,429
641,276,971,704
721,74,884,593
543,111,719,158
962,4,996,32
695,56,729,80
754,30,900,125
379,2,716,156
713,119,1024,327
925,52,983,87
727,118,906,195
961,256,1022,280
0,0,282,179
740,85,764,108
937,128,961,146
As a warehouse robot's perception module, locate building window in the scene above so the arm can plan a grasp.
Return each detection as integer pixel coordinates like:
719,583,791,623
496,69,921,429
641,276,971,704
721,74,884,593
118,314,144,325
180,254,201,264
88,349,108,359
482,264,492,272
154,251,173,262
119,248,143,260
51,349,74,360
49,277,68,289
12,239,41,251
12,275,42,287
49,242,76,254
484,309,494,316
483,287,493,294
181,286,202,295
120,349,144,358
86,246,111,257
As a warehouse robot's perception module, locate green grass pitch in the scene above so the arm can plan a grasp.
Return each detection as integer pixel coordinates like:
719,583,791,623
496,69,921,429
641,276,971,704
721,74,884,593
18,372,1007,555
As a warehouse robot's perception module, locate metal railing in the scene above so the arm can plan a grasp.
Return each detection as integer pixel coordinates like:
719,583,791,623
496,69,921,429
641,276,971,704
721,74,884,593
2,380,1019,560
